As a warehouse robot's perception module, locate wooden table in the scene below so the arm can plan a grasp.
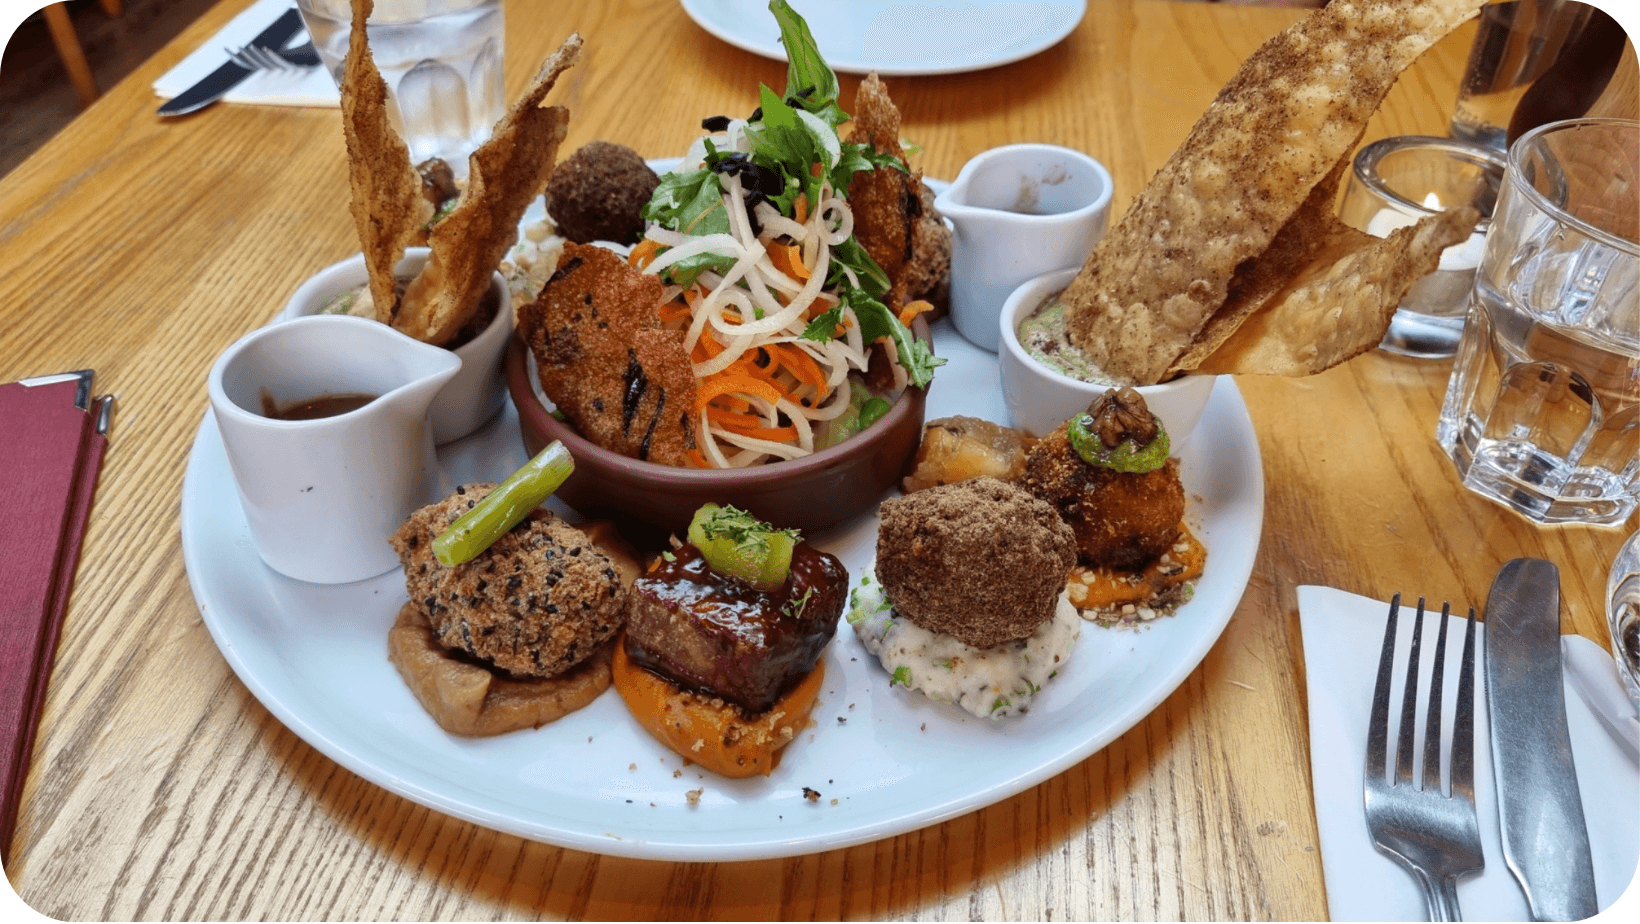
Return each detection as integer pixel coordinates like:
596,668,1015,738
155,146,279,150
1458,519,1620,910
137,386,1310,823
3,0,1632,918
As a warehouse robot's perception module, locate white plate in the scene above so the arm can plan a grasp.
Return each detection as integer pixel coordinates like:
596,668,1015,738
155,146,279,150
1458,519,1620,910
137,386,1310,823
680,0,1086,76
181,321,1264,861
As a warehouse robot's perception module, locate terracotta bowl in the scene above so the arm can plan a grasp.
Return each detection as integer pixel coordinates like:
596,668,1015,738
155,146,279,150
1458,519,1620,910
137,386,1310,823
505,319,932,537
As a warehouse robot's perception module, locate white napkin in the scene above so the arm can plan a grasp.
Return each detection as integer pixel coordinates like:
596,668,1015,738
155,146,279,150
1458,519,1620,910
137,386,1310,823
152,0,339,109
1298,585,1640,921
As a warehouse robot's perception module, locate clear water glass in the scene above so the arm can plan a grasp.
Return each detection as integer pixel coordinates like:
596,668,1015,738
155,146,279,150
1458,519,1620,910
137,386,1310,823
1449,0,1596,151
1609,531,1640,712
297,0,505,174
1436,118,1639,526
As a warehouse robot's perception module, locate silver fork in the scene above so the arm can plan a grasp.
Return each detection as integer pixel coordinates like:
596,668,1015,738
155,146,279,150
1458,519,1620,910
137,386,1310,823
227,40,319,73
1363,594,1485,921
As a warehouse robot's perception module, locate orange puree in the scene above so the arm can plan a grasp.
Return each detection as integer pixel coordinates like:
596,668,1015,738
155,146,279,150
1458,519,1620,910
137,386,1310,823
1066,527,1207,624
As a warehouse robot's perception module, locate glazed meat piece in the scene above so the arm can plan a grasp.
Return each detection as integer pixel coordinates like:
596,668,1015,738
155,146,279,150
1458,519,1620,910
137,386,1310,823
390,484,628,679
625,542,846,714
1017,426,1186,571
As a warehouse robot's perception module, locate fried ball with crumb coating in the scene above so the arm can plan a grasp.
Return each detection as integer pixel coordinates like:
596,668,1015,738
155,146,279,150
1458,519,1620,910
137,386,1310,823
390,483,628,679
876,478,1075,649
546,141,660,245
1016,426,1185,571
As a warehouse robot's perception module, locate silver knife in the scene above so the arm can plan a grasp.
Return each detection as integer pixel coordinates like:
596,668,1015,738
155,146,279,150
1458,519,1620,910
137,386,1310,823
157,7,306,117
1485,558,1599,921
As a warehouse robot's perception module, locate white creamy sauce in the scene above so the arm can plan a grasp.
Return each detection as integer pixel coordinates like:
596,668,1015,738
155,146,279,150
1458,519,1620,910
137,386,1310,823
847,572,1079,719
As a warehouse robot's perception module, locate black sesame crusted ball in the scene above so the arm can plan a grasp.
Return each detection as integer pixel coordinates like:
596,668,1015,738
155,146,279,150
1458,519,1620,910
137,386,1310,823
390,484,627,679
546,141,661,245
875,477,1076,649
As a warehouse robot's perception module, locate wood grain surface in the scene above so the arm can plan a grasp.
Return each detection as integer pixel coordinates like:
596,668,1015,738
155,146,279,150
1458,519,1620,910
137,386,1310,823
2,0,1632,919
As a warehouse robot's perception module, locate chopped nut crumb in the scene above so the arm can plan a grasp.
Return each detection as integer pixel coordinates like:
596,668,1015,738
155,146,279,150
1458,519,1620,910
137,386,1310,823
803,787,821,803
685,788,703,806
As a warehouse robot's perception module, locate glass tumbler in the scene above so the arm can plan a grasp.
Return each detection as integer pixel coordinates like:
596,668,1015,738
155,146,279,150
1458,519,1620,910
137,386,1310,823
297,0,506,173
1339,135,1507,358
1436,118,1639,526
1610,530,1640,712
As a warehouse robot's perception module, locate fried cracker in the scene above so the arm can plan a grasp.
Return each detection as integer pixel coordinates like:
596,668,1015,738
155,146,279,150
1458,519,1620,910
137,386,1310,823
518,243,697,464
1164,154,1352,377
848,74,910,284
1192,206,1478,376
341,0,432,324
846,73,952,311
1060,0,1488,384
396,35,583,345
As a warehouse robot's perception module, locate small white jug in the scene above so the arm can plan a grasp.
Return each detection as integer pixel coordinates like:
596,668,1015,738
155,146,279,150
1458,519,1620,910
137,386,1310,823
934,143,1113,352
207,314,462,584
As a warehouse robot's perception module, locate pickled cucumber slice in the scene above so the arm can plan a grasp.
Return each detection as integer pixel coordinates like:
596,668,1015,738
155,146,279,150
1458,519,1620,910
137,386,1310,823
687,503,800,592
432,441,575,566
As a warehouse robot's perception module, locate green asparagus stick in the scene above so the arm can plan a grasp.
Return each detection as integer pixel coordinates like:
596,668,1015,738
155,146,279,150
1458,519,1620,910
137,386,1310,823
432,441,575,566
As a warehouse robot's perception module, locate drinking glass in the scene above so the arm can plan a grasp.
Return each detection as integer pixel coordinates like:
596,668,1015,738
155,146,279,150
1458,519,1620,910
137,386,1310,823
1436,118,1639,526
1449,0,1611,151
296,0,505,173
1338,135,1506,358
1609,530,1640,712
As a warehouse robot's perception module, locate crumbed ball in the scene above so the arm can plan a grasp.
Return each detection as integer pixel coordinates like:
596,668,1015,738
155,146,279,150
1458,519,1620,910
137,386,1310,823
390,484,627,679
875,478,1076,649
1016,426,1185,570
546,141,660,245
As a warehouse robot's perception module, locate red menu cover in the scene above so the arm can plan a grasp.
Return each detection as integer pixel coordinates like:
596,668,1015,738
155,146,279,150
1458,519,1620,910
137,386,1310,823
0,371,105,865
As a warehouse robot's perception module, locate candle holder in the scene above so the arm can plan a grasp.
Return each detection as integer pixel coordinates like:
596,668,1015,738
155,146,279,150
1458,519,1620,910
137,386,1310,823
1339,135,1508,359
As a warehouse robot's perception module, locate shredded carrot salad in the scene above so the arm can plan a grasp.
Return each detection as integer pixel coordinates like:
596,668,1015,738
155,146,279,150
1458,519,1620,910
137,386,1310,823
632,170,906,469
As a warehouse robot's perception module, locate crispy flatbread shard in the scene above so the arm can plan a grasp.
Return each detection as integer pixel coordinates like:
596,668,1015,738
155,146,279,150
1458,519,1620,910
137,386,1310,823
394,35,583,345
341,0,432,324
1060,0,1488,384
1194,206,1478,376
1166,154,1353,376
518,243,697,465
846,73,952,312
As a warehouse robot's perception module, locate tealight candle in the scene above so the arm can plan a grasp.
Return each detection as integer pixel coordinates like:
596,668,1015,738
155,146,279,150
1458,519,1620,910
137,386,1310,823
1339,135,1507,358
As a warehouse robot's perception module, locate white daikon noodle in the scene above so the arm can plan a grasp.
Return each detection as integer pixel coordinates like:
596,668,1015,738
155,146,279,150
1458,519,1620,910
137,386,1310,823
638,149,900,469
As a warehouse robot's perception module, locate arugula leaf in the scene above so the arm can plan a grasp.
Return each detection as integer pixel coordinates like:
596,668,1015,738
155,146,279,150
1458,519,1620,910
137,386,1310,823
828,237,891,299
638,165,737,286
641,165,726,233
743,86,840,208
849,288,944,389
800,303,844,342
830,142,905,193
769,0,846,127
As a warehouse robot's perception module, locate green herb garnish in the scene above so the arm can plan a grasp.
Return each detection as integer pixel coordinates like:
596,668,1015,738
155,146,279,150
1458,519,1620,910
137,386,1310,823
1067,414,1170,473
687,502,800,591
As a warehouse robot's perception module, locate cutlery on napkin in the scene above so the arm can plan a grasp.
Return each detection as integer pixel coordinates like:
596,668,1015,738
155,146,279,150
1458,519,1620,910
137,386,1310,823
0,371,111,864
152,0,338,110
1298,585,1639,922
